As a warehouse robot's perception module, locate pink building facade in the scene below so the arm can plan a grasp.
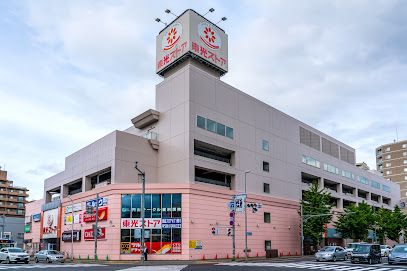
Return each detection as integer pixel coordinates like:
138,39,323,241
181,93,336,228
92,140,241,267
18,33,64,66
24,9,400,260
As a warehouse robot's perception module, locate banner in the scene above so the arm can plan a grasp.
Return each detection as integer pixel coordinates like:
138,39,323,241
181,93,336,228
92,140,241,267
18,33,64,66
65,203,82,213
32,213,41,222
42,208,59,239
121,242,182,254
64,213,82,225
162,218,181,228
83,207,108,223
62,230,81,242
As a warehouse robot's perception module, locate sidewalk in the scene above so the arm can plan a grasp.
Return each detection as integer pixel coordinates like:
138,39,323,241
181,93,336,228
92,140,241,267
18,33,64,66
70,255,315,265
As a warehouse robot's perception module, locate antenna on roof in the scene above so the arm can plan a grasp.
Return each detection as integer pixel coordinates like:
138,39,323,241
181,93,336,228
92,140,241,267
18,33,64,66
155,18,167,26
396,127,399,142
203,8,215,17
216,17,227,25
165,9,178,17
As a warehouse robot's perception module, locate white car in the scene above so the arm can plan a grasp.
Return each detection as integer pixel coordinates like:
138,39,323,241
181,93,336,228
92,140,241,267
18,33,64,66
380,245,392,257
0,247,29,264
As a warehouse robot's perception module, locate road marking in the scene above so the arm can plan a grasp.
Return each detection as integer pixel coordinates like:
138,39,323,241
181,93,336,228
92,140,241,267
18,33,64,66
117,266,188,271
217,262,407,270
0,264,106,269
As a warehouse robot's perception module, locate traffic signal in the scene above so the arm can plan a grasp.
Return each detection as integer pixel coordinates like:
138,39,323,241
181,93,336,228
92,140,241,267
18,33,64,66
227,228,232,236
211,227,216,235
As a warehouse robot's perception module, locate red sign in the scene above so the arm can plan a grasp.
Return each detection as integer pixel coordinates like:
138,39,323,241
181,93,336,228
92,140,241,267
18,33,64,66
83,207,108,223
128,242,181,254
84,227,106,240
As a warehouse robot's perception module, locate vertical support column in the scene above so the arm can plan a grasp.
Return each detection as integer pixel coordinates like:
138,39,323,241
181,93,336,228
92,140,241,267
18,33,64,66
319,178,324,189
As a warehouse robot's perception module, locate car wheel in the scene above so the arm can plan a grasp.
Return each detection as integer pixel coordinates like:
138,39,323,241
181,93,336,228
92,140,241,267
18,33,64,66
35,257,39,263
333,255,336,262
5,257,10,264
351,260,355,264
46,257,51,263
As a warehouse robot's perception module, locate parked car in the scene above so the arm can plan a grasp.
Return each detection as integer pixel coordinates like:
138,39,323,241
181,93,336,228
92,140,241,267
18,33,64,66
345,242,367,256
0,247,29,264
34,250,65,263
381,245,392,257
315,246,347,262
351,244,381,264
388,245,407,265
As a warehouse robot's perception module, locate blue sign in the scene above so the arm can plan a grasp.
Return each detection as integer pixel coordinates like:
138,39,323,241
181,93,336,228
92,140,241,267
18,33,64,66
32,213,41,222
162,218,182,228
86,197,108,208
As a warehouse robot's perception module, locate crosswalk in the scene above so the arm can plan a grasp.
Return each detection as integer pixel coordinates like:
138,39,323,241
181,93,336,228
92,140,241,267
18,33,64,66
217,261,407,270
117,266,187,271
0,264,106,269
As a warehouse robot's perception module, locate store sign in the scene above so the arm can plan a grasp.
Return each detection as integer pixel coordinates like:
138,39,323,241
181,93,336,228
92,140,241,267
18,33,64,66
86,197,108,209
162,218,182,229
24,224,31,233
156,9,228,75
62,230,81,242
32,213,41,222
83,207,108,223
84,227,106,240
121,218,162,229
42,208,59,239
64,213,82,225
189,240,203,250
65,203,82,213
120,242,181,254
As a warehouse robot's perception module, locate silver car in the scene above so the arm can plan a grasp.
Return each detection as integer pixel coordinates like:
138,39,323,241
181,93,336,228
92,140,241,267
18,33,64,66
34,250,65,263
0,247,30,264
315,246,347,262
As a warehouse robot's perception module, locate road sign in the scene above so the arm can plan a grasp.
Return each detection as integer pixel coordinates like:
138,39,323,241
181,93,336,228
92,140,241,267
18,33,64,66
211,227,221,235
234,194,246,213
246,232,252,236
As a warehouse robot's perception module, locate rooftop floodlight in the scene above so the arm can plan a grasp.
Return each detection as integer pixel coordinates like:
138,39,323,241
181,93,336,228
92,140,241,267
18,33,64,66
216,17,227,24
165,9,178,17
203,8,215,17
155,18,167,26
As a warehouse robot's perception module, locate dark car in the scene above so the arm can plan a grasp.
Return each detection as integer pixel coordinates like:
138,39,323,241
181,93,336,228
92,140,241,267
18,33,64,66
351,244,381,264
388,245,407,265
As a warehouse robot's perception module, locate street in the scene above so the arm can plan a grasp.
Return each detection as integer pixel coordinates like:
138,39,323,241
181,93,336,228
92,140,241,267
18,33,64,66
1,259,407,271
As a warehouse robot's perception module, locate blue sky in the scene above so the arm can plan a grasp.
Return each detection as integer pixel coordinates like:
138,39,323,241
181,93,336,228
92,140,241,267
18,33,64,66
1,0,406,200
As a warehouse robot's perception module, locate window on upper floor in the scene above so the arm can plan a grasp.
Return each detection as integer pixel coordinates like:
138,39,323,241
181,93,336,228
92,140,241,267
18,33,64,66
385,163,391,167
196,115,234,139
383,185,391,193
262,140,270,151
323,163,339,175
263,183,270,194
342,170,355,180
405,176,407,181
302,155,320,168
263,161,270,172
403,144,407,148
358,176,369,185
385,147,391,152
404,160,407,165
371,180,381,189
385,155,391,159
404,152,407,157
404,168,407,172
386,170,392,175
264,212,271,223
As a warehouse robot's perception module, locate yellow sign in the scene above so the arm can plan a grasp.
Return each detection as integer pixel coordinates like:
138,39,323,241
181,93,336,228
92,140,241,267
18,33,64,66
120,242,130,254
189,240,202,249
189,240,196,249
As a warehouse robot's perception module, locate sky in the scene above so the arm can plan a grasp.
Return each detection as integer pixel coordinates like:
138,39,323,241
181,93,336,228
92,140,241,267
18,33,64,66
1,0,406,200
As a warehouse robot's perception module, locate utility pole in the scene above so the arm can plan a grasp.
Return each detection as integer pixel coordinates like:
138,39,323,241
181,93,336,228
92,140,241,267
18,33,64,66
135,162,146,264
301,205,304,256
244,170,250,261
94,193,99,261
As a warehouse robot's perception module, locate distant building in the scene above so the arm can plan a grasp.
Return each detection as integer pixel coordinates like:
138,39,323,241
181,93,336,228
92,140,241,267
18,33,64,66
0,169,29,248
376,140,407,206
356,162,370,170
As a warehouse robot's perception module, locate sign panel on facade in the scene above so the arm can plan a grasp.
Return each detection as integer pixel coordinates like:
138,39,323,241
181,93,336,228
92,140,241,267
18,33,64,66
32,213,41,222
83,206,108,223
64,213,83,225
121,218,162,229
156,9,228,76
65,203,82,213
84,227,106,240
42,208,59,239
86,197,108,208
62,230,81,242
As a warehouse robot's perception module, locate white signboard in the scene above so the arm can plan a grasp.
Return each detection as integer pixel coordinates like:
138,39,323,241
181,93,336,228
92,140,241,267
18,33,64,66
64,213,82,225
65,203,82,213
234,194,246,213
121,218,162,229
42,208,59,239
156,9,228,76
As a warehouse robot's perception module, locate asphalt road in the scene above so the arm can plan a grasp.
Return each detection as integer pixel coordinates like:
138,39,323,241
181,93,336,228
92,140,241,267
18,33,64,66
1,259,407,271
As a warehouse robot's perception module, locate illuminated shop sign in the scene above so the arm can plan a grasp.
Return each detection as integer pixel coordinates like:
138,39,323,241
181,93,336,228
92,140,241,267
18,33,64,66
83,207,108,223
121,218,162,229
62,230,81,242
84,227,106,240
32,213,41,222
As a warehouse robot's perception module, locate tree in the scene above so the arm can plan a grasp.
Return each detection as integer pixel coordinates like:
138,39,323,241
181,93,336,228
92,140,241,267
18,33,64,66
374,207,391,243
300,182,333,247
382,206,407,242
335,202,375,241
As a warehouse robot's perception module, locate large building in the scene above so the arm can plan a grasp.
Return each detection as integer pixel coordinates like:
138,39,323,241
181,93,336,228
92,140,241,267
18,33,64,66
0,169,29,248
376,140,407,205
25,9,400,260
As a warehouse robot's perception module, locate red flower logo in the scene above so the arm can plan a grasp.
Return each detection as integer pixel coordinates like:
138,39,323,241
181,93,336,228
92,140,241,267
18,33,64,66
162,23,182,51
198,22,221,50
203,27,216,44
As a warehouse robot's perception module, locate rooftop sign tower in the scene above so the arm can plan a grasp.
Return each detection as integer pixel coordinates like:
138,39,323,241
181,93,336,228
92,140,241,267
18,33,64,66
156,9,228,77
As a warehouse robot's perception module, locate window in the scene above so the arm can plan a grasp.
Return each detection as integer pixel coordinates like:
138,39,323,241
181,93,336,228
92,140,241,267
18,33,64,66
262,140,270,151
342,170,355,180
263,183,270,193
405,168,407,172
404,160,407,165
385,155,391,159
386,170,392,175
264,212,271,223
404,152,407,157
358,176,369,185
302,155,320,168
385,147,391,152
403,144,407,148
383,185,391,193
371,180,381,189
263,161,270,172
385,163,391,167
405,176,407,181
323,163,339,175
197,115,206,129
196,116,234,139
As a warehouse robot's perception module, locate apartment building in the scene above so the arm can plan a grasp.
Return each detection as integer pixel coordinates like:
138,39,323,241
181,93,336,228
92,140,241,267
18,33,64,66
25,9,400,260
376,140,407,206
0,169,29,248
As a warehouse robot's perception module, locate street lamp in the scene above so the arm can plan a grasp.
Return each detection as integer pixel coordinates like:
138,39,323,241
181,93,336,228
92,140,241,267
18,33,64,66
64,194,74,261
244,170,251,261
134,162,146,264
